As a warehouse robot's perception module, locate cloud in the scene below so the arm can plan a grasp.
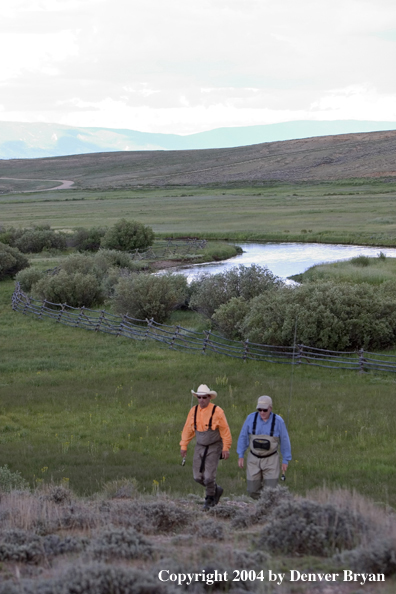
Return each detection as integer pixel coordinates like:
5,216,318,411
0,0,395,133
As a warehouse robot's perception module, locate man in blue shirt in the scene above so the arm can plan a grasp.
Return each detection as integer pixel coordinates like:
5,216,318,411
237,395,292,498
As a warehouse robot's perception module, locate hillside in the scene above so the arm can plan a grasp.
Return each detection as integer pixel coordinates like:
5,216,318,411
1,130,396,191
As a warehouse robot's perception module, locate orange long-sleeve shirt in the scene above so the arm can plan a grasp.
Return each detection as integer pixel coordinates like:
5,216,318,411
180,402,232,451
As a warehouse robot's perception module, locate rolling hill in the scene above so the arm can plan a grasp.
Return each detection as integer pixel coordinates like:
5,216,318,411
1,129,396,191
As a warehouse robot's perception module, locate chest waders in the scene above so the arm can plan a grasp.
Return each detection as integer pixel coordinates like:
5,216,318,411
246,413,280,498
192,404,223,499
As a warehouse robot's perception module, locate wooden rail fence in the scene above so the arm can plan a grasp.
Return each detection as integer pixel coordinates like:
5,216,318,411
11,283,396,373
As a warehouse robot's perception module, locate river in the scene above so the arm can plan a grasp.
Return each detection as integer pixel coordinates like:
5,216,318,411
172,242,396,281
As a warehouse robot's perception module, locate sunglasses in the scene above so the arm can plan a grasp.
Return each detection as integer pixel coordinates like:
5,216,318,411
257,408,269,412
197,395,209,400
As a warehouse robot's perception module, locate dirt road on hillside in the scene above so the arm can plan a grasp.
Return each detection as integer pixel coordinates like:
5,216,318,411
0,177,74,192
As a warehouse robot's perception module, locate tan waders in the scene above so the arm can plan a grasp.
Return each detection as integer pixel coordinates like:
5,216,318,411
246,412,280,499
192,404,223,508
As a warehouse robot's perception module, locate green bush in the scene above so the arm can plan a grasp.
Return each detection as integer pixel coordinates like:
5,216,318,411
101,219,154,252
0,243,29,281
93,249,138,272
189,264,283,319
212,297,250,339
113,273,189,322
240,281,396,350
14,225,67,253
15,268,45,292
0,465,29,492
33,270,103,308
70,226,107,252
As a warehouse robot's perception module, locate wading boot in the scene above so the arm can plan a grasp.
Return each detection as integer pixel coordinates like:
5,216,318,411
202,496,215,511
213,485,223,506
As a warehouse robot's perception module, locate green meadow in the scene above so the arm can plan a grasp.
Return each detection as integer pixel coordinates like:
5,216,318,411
1,179,396,246
1,277,396,505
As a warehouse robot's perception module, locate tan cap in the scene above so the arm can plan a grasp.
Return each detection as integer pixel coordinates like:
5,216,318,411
257,395,272,409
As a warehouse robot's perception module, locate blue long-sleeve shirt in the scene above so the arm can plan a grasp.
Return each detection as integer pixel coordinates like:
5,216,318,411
237,412,292,464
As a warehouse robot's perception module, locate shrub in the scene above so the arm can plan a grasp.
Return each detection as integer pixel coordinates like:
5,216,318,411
101,219,154,252
93,249,138,272
70,226,107,252
39,484,73,505
196,519,225,540
102,478,139,499
212,297,250,339
0,243,29,280
14,226,67,253
15,268,45,291
89,527,153,560
257,498,367,556
113,273,189,322
60,252,98,277
241,281,396,350
351,255,370,267
138,500,192,533
0,563,173,594
33,270,103,308
0,529,43,564
189,265,282,319
335,538,396,576
0,465,29,492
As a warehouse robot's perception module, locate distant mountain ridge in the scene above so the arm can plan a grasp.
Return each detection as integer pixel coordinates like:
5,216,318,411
1,120,396,159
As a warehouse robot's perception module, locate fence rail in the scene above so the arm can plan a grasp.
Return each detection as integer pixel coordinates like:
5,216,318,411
11,283,396,373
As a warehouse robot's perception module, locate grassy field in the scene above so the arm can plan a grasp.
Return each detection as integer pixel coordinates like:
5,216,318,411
292,253,396,284
2,277,396,508
2,179,396,246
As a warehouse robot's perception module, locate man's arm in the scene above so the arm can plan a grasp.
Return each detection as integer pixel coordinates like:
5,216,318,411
278,417,292,471
236,415,251,463
180,408,195,455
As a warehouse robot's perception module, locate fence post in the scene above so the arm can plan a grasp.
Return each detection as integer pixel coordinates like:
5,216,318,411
145,318,154,338
297,344,303,365
116,314,127,337
359,349,366,373
202,331,211,355
169,325,180,349
243,339,249,361
95,310,105,332
56,303,66,323
39,300,47,320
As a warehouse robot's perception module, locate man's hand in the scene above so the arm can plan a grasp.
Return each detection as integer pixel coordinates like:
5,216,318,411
238,457,244,469
282,463,288,473
180,449,187,458
221,451,229,460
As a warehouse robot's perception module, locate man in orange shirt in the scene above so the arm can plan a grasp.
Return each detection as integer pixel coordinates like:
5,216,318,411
180,383,232,511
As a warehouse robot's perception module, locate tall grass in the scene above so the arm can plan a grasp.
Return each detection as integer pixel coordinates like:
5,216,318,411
296,254,396,285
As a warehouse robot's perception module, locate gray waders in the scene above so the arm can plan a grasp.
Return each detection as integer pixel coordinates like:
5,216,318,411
246,412,280,499
192,405,223,498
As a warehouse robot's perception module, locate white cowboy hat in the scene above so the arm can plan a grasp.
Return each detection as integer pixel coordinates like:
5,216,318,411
191,384,217,399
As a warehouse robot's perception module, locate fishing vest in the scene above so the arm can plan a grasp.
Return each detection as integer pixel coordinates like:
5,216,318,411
249,412,279,458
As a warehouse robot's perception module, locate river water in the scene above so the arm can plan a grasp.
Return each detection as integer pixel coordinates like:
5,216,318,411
174,242,396,281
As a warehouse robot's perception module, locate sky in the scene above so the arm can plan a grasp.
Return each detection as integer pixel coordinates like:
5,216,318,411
1,0,396,135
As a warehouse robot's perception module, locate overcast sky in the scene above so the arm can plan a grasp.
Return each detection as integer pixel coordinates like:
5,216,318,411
1,0,395,134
